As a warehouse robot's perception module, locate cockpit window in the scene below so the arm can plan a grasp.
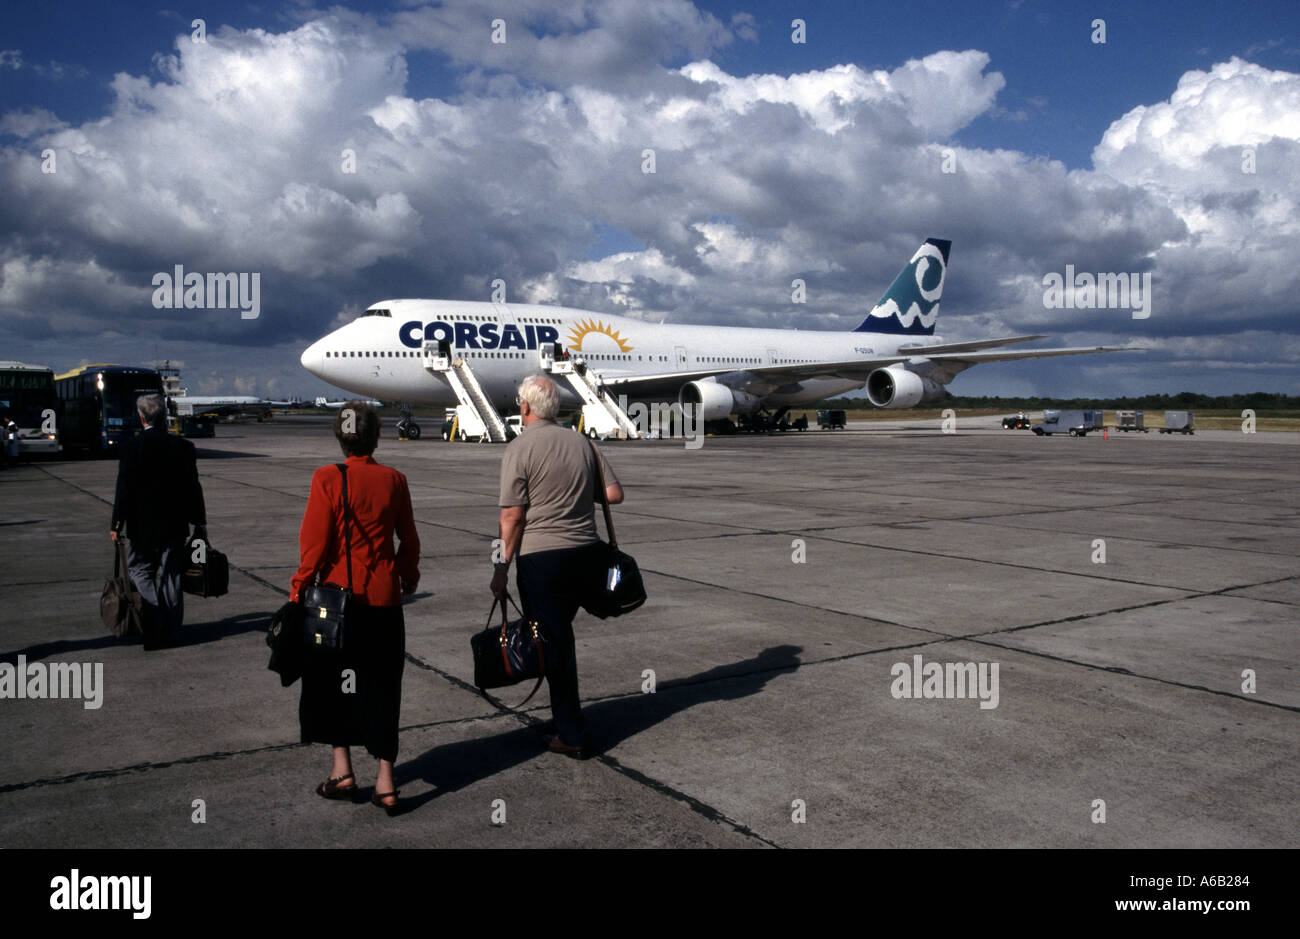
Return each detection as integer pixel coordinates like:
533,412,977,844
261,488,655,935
361,308,391,318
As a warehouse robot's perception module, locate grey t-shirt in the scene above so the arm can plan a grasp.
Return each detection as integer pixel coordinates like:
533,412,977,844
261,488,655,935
499,419,621,556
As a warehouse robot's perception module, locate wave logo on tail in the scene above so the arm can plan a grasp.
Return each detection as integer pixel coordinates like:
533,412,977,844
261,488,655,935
855,238,951,336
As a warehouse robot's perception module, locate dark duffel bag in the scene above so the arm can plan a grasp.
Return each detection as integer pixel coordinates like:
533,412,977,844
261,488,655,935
582,542,647,619
182,537,229,598
581,439,647,619
471,593,547,704
101,541,144,638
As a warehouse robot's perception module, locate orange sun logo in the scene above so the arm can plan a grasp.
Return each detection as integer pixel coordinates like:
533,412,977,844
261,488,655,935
566,318,633,353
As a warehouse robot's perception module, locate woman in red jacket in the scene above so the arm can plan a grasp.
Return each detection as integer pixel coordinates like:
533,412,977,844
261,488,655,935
290,402,419,815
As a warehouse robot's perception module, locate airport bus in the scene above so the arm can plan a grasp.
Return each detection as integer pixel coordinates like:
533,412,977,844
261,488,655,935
54,365,165,455
0,361,61,457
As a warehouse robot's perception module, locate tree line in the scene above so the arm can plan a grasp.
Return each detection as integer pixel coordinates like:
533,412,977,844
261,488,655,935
816,392,1300,411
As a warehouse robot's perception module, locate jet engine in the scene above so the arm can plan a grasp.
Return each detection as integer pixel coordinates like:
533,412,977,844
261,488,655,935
865,365,947,409
678,380,762,420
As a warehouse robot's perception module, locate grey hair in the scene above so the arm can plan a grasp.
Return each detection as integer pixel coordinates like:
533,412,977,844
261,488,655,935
517,374,560,420
137,393,167,426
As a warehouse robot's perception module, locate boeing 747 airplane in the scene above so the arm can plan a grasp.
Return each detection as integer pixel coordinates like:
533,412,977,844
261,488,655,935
299,238,1125,432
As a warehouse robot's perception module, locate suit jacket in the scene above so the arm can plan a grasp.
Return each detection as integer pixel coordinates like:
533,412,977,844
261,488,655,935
290,455,420,607
111,424,206,547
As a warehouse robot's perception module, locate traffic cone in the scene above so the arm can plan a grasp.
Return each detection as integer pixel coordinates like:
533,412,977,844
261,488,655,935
1103,428,1108,440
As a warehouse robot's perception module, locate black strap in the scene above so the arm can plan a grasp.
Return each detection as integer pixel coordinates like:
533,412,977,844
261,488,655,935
337,464,353,591
586,438,617,549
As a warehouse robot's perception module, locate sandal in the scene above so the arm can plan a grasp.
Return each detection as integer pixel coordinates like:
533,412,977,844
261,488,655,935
316,772,358,800
370,789,402,817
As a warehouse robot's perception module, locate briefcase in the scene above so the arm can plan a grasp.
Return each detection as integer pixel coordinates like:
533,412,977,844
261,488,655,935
182,538,229,598
471,594,547,704
101,542,143,638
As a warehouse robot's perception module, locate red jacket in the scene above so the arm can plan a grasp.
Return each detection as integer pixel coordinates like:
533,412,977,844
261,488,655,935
291,455,420,607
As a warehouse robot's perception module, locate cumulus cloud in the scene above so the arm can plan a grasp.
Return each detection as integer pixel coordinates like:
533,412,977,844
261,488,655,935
0,6,1296,397
1090,58,1300,339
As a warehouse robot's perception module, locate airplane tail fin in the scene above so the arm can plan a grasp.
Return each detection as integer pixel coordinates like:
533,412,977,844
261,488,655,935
854,237,951,336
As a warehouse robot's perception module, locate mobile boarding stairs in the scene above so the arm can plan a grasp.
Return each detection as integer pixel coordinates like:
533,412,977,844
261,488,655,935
423,340,639,442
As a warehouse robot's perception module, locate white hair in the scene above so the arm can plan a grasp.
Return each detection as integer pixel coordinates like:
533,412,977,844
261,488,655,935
518,374,560,420
137,393,167,426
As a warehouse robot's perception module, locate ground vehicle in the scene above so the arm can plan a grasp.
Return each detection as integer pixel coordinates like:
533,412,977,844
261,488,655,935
1002,413,1031,429
817,409,847,429
505,414,523,439
0,362,60,456
54,365,164,455
1115,410,1148,432
170,415,215,438
1160,411,1195,434
1031,409,1101,437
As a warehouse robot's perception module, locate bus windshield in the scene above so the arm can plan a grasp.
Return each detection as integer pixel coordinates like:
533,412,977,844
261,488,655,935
102,372,162,430
0,366,56,428
0,364,59,456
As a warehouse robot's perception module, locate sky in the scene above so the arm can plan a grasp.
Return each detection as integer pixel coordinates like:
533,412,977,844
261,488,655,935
1,0,1297,400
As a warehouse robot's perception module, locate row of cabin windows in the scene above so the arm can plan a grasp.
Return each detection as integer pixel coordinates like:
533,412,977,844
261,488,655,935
697,356,760,365
326,350,529,358
325,350,671,362
359,310,565,327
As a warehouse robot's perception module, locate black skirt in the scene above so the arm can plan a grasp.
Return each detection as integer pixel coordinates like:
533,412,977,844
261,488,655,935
299,602,405,762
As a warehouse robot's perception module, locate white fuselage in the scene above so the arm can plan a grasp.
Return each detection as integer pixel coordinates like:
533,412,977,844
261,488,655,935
300,299,943,411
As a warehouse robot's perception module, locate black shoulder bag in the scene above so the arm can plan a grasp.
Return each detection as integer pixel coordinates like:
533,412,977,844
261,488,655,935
301,463,354,652
582,440,646,619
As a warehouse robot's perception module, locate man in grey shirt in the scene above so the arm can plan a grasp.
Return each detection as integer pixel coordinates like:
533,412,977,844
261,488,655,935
494,374,623,756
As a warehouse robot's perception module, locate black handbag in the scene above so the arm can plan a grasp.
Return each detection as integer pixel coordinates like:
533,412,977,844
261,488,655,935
182,537,229,598
100,541,143,638
300,464,354,653
266,599,304,687
581,440,646,619
470,592,548,705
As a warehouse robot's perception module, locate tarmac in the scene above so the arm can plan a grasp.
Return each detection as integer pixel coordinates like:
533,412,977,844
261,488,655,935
1,414,1296,848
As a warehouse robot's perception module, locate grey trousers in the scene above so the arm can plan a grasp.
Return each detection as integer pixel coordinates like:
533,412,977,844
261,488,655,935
127,538,187,642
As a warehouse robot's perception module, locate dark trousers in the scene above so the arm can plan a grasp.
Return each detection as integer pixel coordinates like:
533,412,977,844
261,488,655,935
127,538,186,646
516,542,603,747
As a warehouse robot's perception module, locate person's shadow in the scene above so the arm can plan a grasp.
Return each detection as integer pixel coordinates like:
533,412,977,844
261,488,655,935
0,611,271,664
393,644,802,814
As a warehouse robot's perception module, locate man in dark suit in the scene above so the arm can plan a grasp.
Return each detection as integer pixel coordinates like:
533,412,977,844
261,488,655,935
110,393,207,649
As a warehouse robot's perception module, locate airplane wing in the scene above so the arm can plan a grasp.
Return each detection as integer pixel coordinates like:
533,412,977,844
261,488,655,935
914,345,1140,383
601,356,910,399
601,341,1138,400
897,335,1046,355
